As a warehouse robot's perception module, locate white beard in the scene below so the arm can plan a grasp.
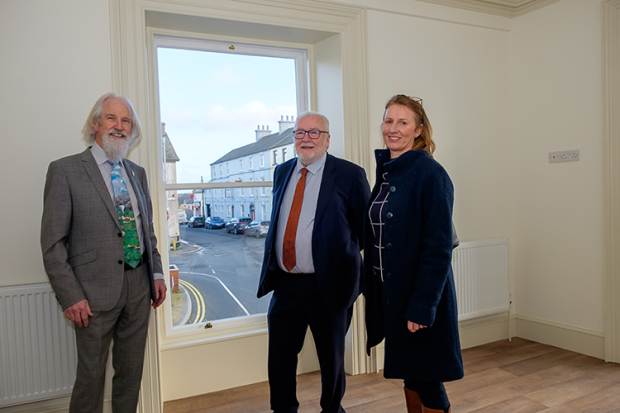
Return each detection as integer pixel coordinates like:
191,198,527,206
101,129,134,162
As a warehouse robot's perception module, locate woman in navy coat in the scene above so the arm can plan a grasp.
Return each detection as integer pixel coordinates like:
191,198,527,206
363,95,463,413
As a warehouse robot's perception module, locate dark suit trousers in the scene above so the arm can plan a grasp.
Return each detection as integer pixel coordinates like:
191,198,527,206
70,265,151,413
267,270,353,413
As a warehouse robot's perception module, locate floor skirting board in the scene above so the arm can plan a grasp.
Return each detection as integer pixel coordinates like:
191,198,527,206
0,397,112,413
514,314,604,360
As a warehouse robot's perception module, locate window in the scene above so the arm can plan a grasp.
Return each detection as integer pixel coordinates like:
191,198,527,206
261,174,265,196
282,147,287,162
261,204,266,220
273,150,278,165
156,35,306,333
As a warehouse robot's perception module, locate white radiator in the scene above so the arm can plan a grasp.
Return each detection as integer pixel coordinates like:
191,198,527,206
0,283,76,407
452,238,510,321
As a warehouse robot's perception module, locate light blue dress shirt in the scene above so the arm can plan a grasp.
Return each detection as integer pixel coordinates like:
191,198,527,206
275,152,327,274
90,144,164,280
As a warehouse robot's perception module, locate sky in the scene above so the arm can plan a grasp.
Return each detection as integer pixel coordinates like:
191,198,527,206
157,47,298,183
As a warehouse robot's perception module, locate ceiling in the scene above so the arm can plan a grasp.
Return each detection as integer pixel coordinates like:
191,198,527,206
417,0,562,17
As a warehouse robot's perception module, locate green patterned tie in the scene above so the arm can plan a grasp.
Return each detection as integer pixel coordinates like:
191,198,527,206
110,161,141,268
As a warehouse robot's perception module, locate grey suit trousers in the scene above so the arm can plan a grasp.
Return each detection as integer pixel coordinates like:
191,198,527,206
70,265,151,413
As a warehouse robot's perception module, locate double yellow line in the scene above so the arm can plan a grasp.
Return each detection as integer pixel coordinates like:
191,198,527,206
178,279,206,324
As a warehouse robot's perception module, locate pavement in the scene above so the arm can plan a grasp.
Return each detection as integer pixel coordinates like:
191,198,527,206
170,240,200,326
174,284,192,327
170,240,201,256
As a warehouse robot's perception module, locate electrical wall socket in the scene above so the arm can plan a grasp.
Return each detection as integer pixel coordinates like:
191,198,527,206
549,149,579,163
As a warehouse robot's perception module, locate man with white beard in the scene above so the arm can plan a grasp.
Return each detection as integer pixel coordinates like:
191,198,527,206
41,93,166,413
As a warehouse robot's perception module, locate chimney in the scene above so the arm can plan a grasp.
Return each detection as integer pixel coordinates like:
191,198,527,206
255,125,272,141
278,115,296,134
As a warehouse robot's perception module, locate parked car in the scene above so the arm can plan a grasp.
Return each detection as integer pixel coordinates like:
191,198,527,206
245,220,270,238
188,216,205,228
178,210,188,225
225,217,252,234
205,216,225,229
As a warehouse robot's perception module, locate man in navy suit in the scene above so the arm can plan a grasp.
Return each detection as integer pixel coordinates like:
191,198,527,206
257,111,370,413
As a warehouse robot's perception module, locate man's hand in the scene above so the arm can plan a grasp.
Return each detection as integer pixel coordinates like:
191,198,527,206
152,279,167,309
408,321,427,333
64,299,93,328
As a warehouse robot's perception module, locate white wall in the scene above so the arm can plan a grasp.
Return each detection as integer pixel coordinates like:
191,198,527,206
364,8,513,242
510,0,604,332
0,0,112,286
0,0,609,407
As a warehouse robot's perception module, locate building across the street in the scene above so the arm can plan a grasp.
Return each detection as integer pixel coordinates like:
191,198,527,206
208,116,296,221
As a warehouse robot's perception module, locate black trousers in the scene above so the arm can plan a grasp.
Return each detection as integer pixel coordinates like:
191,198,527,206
404,380,450,411
267,271,353,413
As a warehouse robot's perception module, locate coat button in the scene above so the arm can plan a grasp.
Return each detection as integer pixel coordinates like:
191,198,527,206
386,300,391,306
386,273,392,280
386,243,393,250
386,212,393,219
389,186,396,193
118,260,123,265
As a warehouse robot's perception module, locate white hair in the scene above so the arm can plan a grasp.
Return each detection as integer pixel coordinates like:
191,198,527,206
295,111,330,132
82,93,142,145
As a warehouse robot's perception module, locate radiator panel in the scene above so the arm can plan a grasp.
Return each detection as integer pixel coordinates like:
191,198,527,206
0,283,75,407
453,238,510,321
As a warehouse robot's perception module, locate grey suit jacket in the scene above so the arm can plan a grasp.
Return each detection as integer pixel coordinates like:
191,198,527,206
41,148,163,311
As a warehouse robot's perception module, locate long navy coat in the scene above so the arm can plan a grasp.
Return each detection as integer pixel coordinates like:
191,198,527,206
363,149,463,382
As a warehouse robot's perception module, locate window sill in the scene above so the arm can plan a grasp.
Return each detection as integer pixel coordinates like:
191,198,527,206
161,316,268,351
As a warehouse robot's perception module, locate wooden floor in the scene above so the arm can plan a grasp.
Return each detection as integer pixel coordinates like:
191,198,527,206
163,338,620,413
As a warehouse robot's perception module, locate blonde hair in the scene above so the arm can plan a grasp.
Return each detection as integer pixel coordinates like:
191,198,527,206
384,94,435,156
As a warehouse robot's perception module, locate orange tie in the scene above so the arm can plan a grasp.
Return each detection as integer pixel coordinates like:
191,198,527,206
283,168,308,271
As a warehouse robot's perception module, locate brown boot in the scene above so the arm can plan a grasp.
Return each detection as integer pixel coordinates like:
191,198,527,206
421,405,451,413
404,388,423,413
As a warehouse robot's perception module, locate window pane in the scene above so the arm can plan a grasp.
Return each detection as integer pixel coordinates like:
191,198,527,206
158,44,299,328
167,188,272,327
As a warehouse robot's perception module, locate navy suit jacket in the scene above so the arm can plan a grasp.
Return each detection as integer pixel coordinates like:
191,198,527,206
257,153,370,313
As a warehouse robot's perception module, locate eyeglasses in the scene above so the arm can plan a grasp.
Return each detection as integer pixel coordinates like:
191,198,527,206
293,130,329,140
410,96,423,106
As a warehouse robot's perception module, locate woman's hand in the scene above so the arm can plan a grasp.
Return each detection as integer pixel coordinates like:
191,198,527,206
408,321,427,333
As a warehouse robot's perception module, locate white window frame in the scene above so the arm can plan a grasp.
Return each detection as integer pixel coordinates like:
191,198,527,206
273,150,278,165
153,34,310,340
260,153,264,167
239,159,243,172
112,2,371,406
249,156,253,170
282,147,287,162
